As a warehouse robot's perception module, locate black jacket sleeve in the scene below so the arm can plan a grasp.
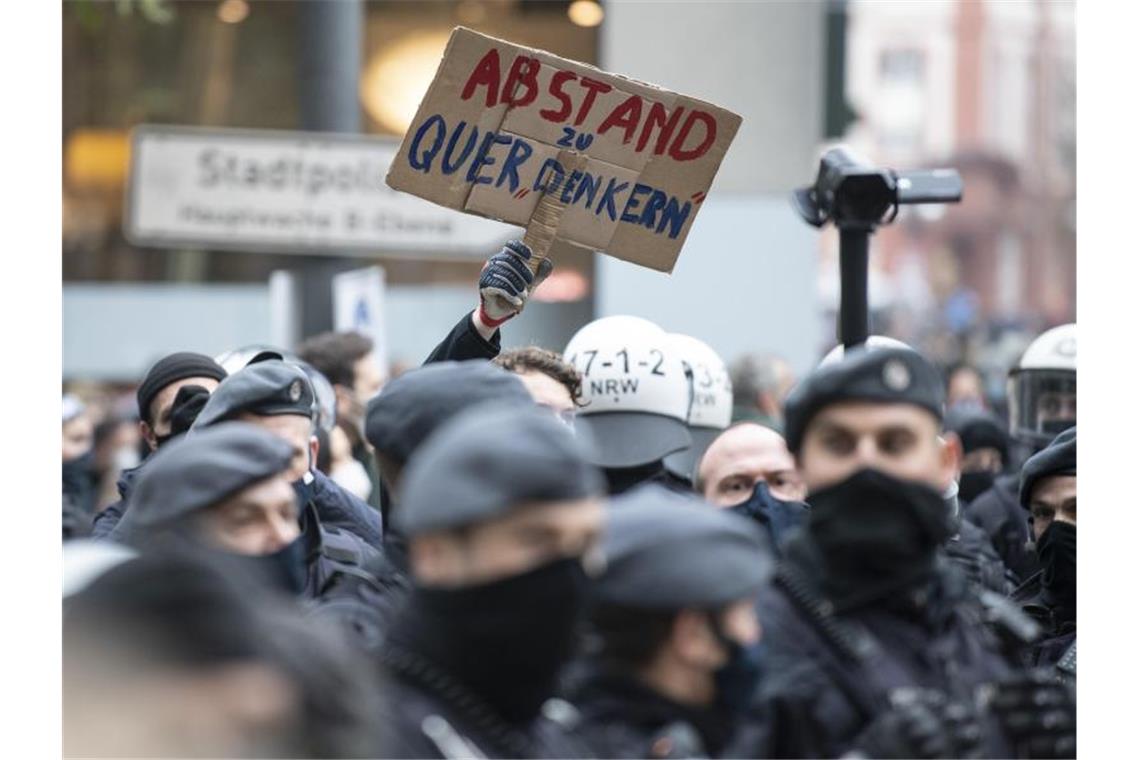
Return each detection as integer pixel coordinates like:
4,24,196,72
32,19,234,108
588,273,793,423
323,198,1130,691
423,311,501,365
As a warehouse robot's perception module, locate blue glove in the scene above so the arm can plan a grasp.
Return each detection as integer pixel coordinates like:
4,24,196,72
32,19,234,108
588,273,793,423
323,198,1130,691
477,240,553,326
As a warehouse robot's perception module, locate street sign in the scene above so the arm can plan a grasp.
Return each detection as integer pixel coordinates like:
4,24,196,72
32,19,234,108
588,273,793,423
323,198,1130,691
332,266,389,374
124,125,521,257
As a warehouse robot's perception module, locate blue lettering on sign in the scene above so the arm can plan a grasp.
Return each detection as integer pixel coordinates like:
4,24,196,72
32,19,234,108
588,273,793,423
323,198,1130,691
403,114,699,240
597,178,629,221
408,115,446,172
495,139,533,192
620,183,653,224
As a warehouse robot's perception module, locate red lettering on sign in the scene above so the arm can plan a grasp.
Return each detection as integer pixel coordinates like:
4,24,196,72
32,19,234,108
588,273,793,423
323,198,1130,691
461,49,502,108
668,110,717,161
637,102,685,155
597,95,644,144
502,55,540,107
575,77,613,126
540,70,578,122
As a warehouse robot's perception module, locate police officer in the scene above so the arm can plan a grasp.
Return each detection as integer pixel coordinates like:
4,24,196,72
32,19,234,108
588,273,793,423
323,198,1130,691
568,485,772,758
1012,427,1076,677
694,423,809,556
186,359,383,549
965,323,1076,583
753,346,1073,758
563,316,693,494
363,359,534,570
64,546,384,757
91,351,228,538
662,333,734,485
824,338,1012,593
376,403,604,758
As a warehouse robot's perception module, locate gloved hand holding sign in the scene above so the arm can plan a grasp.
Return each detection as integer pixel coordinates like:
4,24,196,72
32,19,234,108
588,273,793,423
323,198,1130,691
477,240,553,328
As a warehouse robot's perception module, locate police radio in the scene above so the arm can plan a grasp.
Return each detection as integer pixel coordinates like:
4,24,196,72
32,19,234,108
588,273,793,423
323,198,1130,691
792,147,963,348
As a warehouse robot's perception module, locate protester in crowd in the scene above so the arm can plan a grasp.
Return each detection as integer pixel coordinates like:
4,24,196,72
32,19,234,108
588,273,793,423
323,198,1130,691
944,405,1011,505
323,424,375,503
63,393,97,518
91,412,142,512
662,333,734,486
493,345,583,424
569,484,773,758
727,353,795,431
752,346,1074,758
695,422,809,555
564,315,694,495
946,361,988,410
1013,427,1076,677
297,331,387,510
421,240,548,365
965,323,1076,584
91,352,228,538
376,403,604,758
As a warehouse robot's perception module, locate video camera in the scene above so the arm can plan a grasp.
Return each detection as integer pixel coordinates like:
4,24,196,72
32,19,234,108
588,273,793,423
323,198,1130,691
793,147,963,229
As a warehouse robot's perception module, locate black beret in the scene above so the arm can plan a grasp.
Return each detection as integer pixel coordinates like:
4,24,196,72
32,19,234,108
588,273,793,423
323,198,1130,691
365,360,531,466
136,352,227,424
118,422,294,535
1020,427,1076,509
192,360,315,430
596,484,774,609
944,406,1009,460
784,347,945,454
396,402,605,536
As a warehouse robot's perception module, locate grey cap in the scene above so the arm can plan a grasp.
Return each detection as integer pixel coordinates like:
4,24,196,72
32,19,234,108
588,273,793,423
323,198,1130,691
192,360,315,430
597,484,774,610
784,346,944,454
1020,426,1076,509
118,422,294,535
396,402,605,536
365,360,532,466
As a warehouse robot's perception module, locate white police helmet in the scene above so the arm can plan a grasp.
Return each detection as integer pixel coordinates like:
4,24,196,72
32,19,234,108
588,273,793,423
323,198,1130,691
1008,323,1076,448
662,333,733,481
564,316,692,468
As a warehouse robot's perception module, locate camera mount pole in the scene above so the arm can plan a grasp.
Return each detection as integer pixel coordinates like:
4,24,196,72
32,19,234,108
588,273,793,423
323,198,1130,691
837,226,872,349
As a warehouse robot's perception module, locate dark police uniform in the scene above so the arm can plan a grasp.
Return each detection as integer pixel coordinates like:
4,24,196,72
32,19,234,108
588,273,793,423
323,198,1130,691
1012,429,1077,679
963,474,1039,584
115,422,399,651
567,486,774,759
189,359,384,548
364,360,533,570
754,348,1035,758
376,404,603,759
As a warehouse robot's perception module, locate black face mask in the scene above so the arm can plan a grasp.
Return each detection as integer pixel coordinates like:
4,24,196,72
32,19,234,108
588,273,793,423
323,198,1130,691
392,557,590,725
209,535,310,596
62,450,96,509
1036,520,1076,623
708,615,764,716
958,470,996,504
807,468,953,611
727,481,809,552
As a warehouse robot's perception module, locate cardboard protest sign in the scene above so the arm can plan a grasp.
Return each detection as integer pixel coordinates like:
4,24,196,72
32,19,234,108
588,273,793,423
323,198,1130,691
386,27,742,273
